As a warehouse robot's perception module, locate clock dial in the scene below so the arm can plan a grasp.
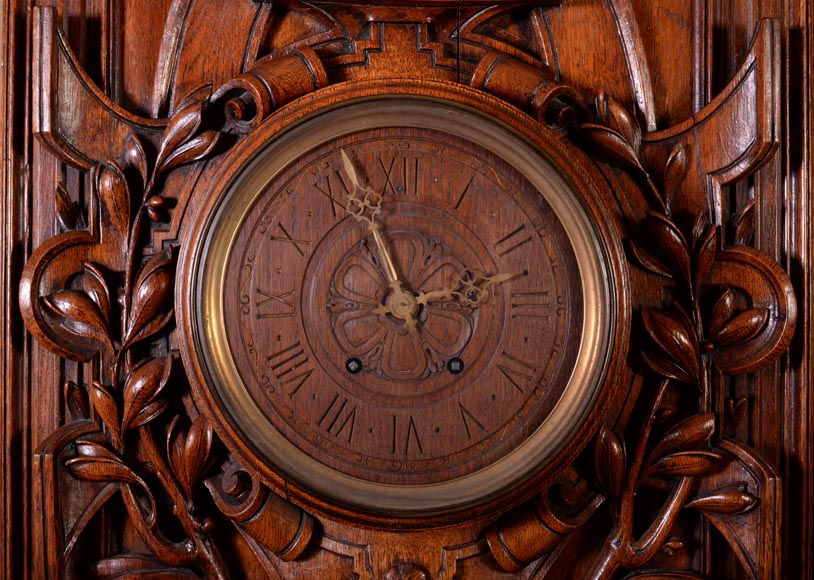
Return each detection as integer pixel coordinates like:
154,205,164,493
192,98,612,514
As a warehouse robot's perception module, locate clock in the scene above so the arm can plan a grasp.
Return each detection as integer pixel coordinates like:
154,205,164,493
180,83,617,519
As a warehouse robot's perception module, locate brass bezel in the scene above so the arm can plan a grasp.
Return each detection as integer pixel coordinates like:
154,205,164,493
191,97,614,515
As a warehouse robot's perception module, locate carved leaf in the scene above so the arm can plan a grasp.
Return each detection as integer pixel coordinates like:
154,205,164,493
662,143,688,211
89,381,121,449
83,263,111,325
596,92,642,153
643,450,722,478
645,211,692,288
648,413,715,463
66,441,146,489
580,123,644,174
709,288,736,338
641,351,695,384
628,240,674,279
130,398,170,430
96,162,131,239
685,491,757,515
92,554,199,579
121,356,173,434
594,424,626,503
710,308,768,348
122,248,175,350
176,84,213,112
693,221,718,294
734,198,756,246
153,89,217,180
75,438,117,458
42,290,113,352
168,415,215,497
64,381,89,420
158,129,221,175
642,308,700,384
125,134,149,187
55,182,80,231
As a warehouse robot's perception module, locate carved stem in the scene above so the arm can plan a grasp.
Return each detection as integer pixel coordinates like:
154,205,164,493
590,379,672,579
621,379,671,517
138,426,228,579
693,301,712,412
120,484,194,566
119,206,147,374
630,475,694,566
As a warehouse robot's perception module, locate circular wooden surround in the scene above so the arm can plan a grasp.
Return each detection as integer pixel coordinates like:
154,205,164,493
179,81,628,520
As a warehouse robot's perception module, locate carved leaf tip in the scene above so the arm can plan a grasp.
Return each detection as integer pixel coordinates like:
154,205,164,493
579,122,644,175
641,307,700,385
663,143,688,211
159,130,222,176
153,86,220,184
125,134,149,187
595,92,642,153
83,263,112,325
594,424,626,503
685,490,758,515
642,450,723,479
55,182,84,231
168,415,216,498
64,380,90,420
647,413,716,464
692,219,718,295
121,355,174,435
89,381,122,452
708,308,769,350
122,248,176,351
645,211,692,290
67,439,144,486
42,289,114,354
95,162,132,240
734,198,756,246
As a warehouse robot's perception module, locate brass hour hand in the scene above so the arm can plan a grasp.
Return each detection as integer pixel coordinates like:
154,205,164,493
417,270,517,307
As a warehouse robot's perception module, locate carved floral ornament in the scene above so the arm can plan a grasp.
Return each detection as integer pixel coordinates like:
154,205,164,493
20,4,794,579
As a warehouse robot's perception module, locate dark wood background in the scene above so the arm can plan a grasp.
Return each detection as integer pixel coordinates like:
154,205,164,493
1,1,812,578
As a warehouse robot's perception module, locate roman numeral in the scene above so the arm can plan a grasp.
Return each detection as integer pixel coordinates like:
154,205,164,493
454,175,475,210
510,291,552,319
391,414,424,455
267,341,314,397
379,155,421,196
270,223,311,256
313,172,348,217
494,224,533,257
497,351,536,393
318,393,357,443
255,287,295,319
459,403,486,440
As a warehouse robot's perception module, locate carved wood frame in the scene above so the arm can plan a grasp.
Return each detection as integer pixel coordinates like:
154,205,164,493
4,1,812,579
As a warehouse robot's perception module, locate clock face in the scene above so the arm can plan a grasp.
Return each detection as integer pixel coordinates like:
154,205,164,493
191,98,612,515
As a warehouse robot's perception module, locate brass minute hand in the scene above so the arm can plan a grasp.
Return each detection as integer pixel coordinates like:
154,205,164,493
416,270,517,307
340,150,417,332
